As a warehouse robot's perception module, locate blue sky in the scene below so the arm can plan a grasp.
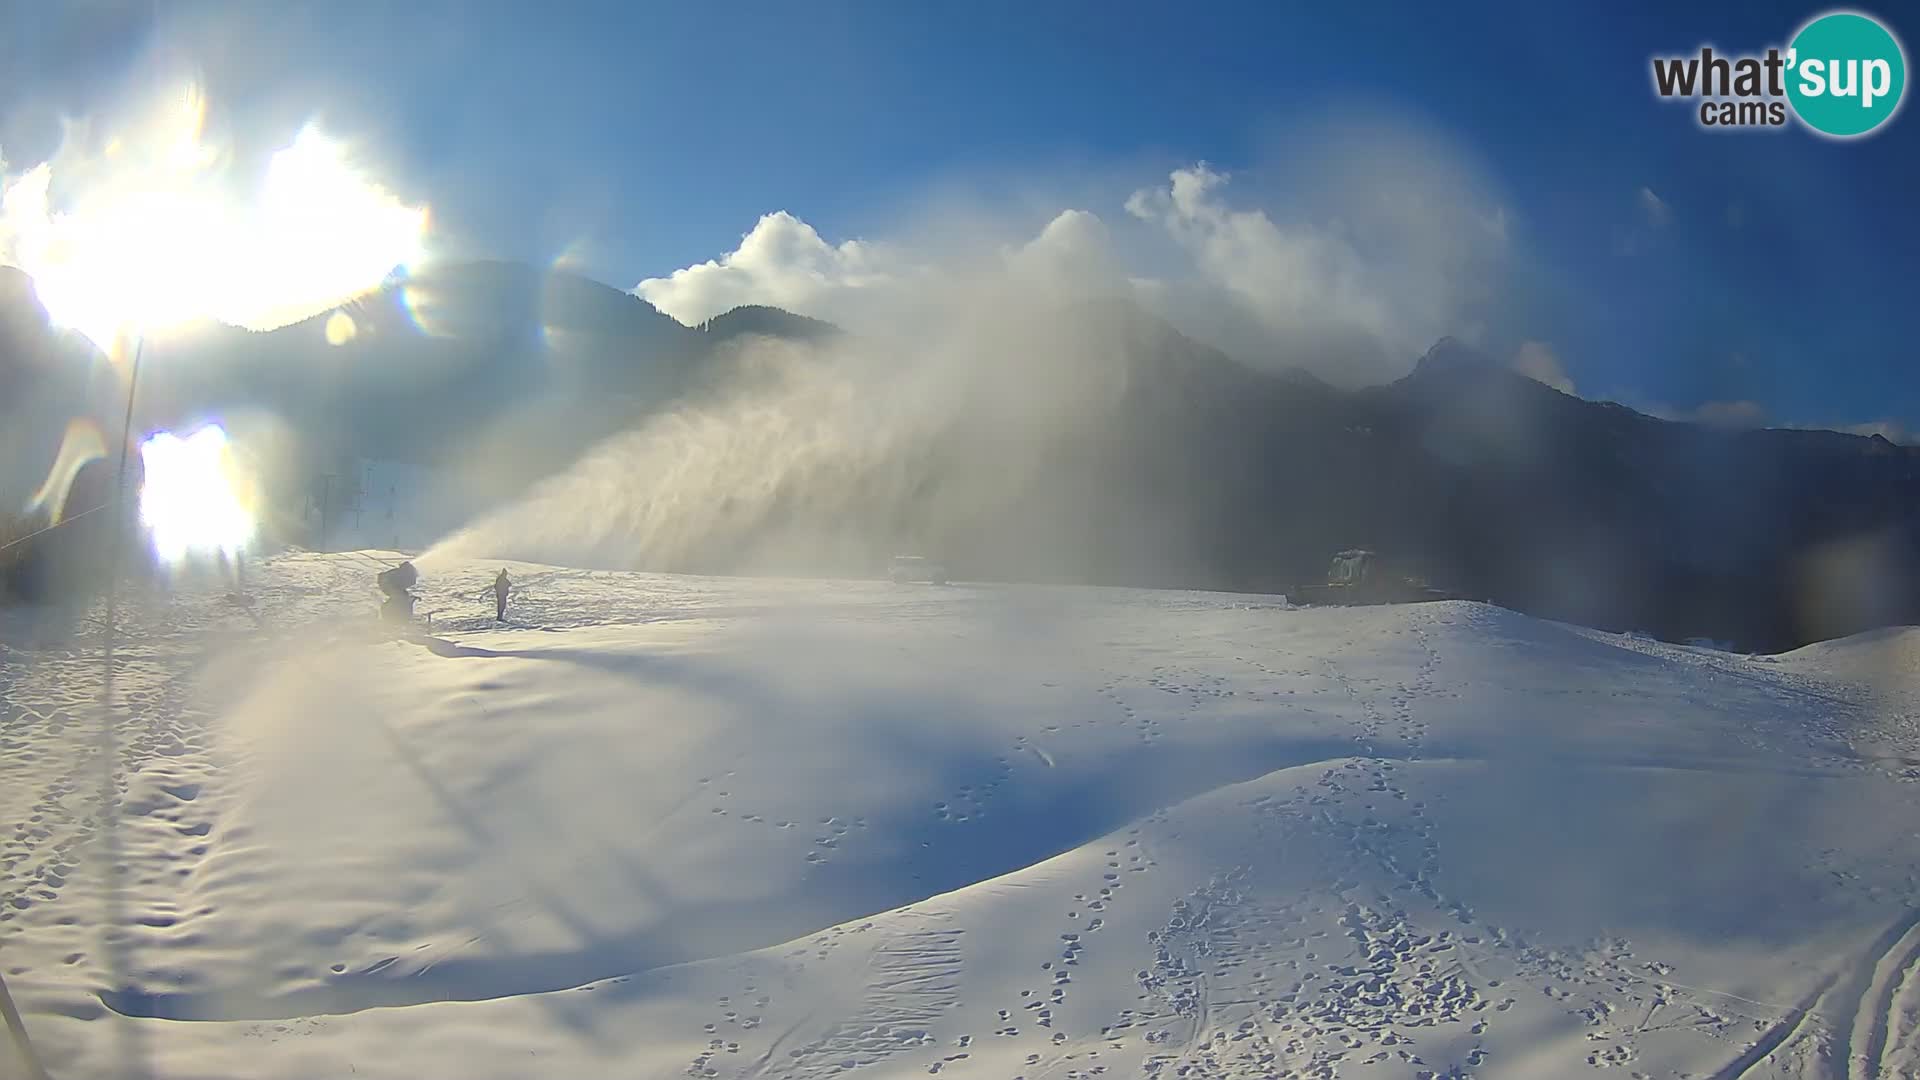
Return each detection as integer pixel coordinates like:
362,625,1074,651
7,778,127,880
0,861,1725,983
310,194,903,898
3,1,1915,432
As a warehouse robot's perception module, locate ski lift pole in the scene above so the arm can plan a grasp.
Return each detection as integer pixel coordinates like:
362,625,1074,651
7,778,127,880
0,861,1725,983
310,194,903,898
319,473,332,552
0,962,52,1080
102,329,144,717
92,329,147,1080
0,969,52,1080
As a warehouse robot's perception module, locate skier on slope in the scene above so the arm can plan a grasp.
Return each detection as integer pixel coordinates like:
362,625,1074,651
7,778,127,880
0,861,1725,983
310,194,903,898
492,568,511,622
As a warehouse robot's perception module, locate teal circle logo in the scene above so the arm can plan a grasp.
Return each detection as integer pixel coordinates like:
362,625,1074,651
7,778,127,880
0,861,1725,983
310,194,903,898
1786,11,1907,137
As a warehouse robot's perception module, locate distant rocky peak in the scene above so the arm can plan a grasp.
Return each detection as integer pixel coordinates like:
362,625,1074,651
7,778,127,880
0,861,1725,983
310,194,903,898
1411,336,1500,378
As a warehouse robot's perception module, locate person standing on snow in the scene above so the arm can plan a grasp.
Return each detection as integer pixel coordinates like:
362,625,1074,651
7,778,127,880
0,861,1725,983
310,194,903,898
493,568,511,622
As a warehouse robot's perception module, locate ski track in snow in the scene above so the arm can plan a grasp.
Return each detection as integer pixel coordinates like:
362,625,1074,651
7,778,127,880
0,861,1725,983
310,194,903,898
3,553,1920,1078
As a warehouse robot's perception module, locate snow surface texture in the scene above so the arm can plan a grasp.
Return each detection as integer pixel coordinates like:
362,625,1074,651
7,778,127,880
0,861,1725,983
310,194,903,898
3,554,1920,1079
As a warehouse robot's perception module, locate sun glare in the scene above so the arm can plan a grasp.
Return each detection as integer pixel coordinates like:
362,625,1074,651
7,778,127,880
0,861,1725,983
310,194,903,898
138,424,256,564
0,86,428,349
25,418,108,524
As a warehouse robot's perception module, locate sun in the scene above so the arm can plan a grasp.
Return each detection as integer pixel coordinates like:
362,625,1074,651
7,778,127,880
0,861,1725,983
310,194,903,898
1,86,428,349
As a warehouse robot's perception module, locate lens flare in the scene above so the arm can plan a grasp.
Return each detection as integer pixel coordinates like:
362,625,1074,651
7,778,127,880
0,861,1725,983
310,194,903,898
25,418,109,523
396,280,456,337
324,309,358,345
138,424,255,563
0,85,428,350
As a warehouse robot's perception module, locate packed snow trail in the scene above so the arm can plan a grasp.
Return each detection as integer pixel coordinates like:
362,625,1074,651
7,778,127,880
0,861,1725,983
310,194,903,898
2,552,1918,1078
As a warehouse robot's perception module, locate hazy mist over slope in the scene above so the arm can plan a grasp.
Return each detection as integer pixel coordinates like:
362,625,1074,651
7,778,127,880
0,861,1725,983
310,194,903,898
5,84,1916,652
6,10,1920,1079
431,117,1514,577
425,279,1202,579
635,115,1516,387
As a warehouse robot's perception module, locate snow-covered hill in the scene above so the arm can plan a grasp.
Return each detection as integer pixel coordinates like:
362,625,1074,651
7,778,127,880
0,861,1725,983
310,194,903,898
3,555,1919,1079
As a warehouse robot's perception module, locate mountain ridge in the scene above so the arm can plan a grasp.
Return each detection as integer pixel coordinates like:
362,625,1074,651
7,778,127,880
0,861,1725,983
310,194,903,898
4,258,1917,649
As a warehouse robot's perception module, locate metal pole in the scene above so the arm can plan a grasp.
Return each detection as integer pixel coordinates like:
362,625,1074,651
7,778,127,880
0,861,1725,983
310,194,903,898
0,968,51,1080
1,332,151,1080
103,331,144,681
97,332,147,1079
109,334,145,586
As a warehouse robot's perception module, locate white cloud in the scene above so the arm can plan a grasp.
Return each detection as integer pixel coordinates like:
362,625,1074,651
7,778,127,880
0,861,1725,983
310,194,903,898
1004,209,1123,296
635,123,1512,387
1123,155,1508,384
634,211,897,327
634,206,1134,335
1124,124,1511,384
0,161,51,262
1511,341,1575,394
1122,164,1396,378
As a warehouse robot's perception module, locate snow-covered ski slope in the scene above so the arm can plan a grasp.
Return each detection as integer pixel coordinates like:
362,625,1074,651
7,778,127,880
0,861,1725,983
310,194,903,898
4,553,1920,1079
